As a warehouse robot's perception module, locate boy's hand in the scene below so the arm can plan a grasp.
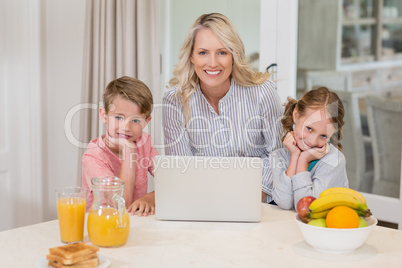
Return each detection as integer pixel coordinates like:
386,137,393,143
104,131,136,157
127,191,155,217
283,132,301,156
300,143,330,163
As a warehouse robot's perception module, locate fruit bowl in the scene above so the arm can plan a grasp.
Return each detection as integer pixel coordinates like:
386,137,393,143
295,214,377,253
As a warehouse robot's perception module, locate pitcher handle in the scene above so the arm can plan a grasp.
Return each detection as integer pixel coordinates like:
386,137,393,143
113,194,126,228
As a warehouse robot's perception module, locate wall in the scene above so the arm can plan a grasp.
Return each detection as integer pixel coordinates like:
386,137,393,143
44,0,86,220
1,0,45,230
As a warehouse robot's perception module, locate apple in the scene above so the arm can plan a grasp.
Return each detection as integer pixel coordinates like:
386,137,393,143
308,218,327,227
296,196,316,223
358,217,368,228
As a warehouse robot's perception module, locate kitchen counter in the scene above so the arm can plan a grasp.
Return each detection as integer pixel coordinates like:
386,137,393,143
1,204,402,267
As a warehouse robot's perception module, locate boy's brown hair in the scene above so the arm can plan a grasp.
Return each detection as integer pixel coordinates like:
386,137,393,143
103,76,153,117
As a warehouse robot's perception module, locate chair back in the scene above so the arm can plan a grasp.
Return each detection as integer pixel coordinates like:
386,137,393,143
366,96,402,198
334,90,369,192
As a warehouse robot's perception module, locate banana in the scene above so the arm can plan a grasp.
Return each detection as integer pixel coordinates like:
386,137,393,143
319,187,366,204
309,208,366,219
308,209,330,219
309,192,372,217
356,209,367,217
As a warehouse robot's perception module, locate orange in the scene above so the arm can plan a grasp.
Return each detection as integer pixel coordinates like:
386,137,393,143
326,206,360,228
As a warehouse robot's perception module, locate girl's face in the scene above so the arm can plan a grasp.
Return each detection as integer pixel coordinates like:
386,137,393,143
293,107,336,151
190,27,233,93
100,95,151,143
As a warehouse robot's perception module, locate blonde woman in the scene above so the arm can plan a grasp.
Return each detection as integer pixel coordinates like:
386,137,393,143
162,13,283,203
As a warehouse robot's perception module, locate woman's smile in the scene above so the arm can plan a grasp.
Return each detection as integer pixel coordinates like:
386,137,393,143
204,70,222,76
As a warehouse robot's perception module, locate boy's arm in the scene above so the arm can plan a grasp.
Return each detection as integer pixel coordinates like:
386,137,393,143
103,131,137,209
82,154,116,211
119,145,137,208
127,135,158,216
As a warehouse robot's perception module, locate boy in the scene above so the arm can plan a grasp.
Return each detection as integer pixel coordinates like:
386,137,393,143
82,76,158,216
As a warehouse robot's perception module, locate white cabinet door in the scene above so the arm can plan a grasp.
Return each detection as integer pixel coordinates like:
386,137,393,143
260,0,299,103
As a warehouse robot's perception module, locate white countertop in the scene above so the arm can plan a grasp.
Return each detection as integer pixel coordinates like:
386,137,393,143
1,204,402,267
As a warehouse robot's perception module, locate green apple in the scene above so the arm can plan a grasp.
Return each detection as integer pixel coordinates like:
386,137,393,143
358,217,368,228
308,218,327,227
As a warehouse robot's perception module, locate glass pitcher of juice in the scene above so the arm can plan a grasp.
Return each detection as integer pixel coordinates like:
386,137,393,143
87,176,130,247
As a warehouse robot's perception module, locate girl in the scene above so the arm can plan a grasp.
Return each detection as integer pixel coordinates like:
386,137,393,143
271,87,348,209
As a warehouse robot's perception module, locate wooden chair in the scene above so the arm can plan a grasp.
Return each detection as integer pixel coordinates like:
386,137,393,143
366,95,402,198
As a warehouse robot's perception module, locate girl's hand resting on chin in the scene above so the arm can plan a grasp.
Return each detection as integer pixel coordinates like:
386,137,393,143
283,132,301,156
301,143,330,163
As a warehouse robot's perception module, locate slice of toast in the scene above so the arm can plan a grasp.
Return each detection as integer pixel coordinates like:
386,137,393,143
49,242,99,260
48,257,99,268
46,253,98,265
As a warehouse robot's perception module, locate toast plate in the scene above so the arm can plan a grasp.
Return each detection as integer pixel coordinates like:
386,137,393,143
35,253,111,268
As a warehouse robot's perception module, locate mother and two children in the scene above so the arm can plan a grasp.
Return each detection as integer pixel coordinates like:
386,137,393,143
81,13,348,217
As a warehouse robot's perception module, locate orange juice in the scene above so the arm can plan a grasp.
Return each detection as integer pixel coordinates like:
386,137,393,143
87,207,130,247
57,197,86,243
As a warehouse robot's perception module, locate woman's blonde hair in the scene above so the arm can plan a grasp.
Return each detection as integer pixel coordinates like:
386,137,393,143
169,13,269,124
281,87,345,151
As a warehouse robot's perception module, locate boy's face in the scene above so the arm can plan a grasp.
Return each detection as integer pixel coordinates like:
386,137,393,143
100,95,151,143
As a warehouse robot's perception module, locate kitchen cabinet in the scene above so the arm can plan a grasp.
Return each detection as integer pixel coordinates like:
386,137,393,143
304,67,402,98
298,0,402,70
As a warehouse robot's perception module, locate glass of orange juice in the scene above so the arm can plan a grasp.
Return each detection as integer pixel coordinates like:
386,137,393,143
55,187,87,244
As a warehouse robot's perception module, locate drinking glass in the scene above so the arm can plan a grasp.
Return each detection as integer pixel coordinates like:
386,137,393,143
55,187,87,243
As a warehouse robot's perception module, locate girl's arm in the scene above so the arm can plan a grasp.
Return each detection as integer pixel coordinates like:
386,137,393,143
296,143,330,174
282,132,301,177
292,147,349,208
270,150,294,210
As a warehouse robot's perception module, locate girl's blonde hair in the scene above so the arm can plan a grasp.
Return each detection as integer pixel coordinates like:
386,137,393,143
169,13,269,124
281,87,345,151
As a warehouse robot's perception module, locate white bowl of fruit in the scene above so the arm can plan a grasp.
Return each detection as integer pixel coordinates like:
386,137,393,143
295,187,377,253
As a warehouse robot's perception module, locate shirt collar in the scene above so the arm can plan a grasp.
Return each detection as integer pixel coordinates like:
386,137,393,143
196,78,235,105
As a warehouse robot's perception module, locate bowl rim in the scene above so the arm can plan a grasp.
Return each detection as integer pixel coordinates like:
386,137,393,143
295,214,378,230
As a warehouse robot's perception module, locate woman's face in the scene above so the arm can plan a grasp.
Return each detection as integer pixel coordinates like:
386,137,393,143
293,107,336,151
191,27,233,93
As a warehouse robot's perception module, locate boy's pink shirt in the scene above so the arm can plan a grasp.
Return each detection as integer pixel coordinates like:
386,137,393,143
82,132,158,211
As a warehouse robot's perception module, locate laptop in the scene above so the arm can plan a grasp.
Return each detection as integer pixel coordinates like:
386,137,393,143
154,155,262,222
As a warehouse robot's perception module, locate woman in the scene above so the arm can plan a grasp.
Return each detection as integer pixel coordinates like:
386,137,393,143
162,13,283,203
